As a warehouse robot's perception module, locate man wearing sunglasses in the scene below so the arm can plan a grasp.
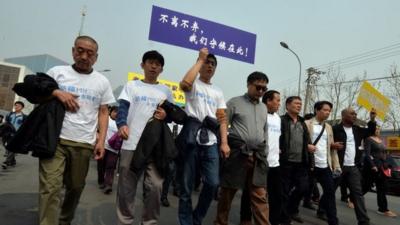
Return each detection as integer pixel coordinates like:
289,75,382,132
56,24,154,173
215,72,270,225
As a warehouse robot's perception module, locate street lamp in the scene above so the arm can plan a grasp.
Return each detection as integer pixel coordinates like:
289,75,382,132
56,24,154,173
280,41,302,96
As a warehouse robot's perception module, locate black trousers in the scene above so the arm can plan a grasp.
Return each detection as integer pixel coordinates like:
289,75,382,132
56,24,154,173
303,170,320,204
362,169,389,212
335,166,370,225
314,167,338,225
267,166,284,225
281,162,309,223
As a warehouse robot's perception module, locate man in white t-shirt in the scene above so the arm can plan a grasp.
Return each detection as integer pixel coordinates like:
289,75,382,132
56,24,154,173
263,90,283,225
116,50,173,225
332,108,376,225
305,101,342,225
178,48,230,225
40,36,115,225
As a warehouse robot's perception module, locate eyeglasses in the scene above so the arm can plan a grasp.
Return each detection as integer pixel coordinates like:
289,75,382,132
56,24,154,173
254,84,267,92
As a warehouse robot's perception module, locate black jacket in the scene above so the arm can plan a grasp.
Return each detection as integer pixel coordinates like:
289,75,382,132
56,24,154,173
175,116,220,155
130,119,178,177
220,133,267,189
279,113,310,167
332,122,373,168
130,101,186,177
6,73,65,159
0,122,16,146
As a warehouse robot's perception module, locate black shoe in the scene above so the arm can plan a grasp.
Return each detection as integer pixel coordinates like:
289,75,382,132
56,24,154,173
173,189,180,197
291,214,304,223
303,202,316,210
316,212,328,221
103,186,112,194
2,163,7,170
161,198,170,207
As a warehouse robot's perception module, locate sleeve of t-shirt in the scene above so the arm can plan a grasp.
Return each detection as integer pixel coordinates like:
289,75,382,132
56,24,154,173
118,81,134,103
217,89,227,109
185,79,196,99
101,80,116,105
167,89,174,104
46,67,57,79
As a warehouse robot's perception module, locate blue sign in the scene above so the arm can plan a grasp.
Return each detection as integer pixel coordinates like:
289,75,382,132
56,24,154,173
149,5,257,64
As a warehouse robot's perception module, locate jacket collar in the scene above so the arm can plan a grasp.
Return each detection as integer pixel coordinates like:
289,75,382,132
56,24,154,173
284,113,304,122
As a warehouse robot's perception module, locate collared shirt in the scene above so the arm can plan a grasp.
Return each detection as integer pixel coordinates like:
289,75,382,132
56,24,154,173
312,121,328,168
226,94,268,152
267,112,281,167
288,120,304,163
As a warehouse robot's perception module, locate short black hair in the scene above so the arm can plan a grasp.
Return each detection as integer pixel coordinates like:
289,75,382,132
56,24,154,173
304,113,314,120
247,71,269,84
262,90,279,104
207,54,217,66
314,101,333,114
285,96,302,106
14,101,24,108
75,35,98,51
142,50,164,67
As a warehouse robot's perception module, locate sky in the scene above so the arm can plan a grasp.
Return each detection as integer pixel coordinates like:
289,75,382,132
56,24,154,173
1,0,400,100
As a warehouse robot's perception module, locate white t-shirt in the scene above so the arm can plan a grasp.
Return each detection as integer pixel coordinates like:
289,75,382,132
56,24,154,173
47,65,115,145
105,117,119,153
184,78,226,146
344,127,356,166
118,80,173,151
267,112,281,167
312,123,328,168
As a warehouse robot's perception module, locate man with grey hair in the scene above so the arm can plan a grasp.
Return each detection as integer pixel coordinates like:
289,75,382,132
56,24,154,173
40,35,115,225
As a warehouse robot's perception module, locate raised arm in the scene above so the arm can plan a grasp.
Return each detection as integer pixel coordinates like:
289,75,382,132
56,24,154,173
179,48,209,92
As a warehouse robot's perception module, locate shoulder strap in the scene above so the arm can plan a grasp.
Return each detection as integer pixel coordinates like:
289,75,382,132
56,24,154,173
312,123,326,145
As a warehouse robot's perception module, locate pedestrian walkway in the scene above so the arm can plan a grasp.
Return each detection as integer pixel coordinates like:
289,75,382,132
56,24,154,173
0,148,399,225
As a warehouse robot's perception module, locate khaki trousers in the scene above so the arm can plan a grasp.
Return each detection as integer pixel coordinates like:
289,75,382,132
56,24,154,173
116,150,164,225
39,139,93,225
215,158,270,225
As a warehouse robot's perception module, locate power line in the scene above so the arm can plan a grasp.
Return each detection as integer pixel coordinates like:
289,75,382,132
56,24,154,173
315,75,400,87
315,42,400,70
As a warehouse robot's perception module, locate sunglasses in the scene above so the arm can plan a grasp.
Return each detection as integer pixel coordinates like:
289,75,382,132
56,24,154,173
254,84,267,92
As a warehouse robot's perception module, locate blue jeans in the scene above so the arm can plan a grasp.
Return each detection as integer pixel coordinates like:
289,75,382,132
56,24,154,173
178,144,220,225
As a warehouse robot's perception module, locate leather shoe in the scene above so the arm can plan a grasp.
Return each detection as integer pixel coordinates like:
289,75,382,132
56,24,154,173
161,197,170,207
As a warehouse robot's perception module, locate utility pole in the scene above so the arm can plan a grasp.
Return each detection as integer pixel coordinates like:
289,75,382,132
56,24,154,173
303,67,325,115
78,5,87,36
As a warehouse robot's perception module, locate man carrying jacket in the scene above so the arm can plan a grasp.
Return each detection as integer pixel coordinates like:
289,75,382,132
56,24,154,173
214,72,270,225
39,35,115,225
178,48,230,225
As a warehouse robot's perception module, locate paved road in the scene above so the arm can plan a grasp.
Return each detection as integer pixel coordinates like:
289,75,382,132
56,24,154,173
1,149,399,225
